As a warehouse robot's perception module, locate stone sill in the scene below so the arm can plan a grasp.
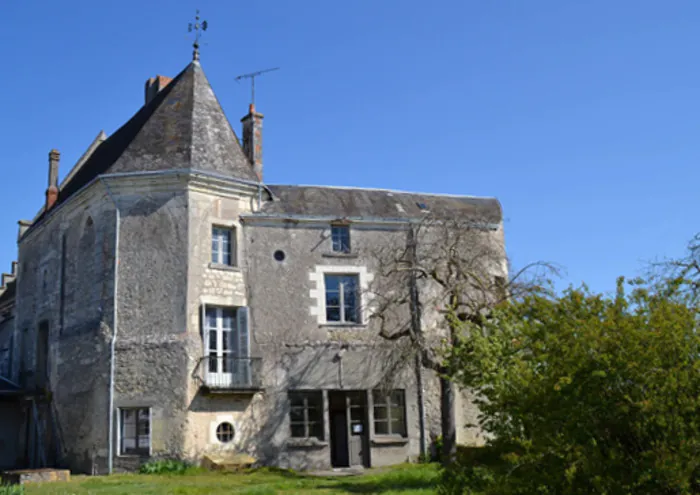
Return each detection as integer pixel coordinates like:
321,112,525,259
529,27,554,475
371,436,409,446
321,252,358,259
321,323,369,329
208,263,241,273
286,438,329,449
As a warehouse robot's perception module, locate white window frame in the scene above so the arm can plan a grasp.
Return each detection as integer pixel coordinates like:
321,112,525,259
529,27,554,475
209,414,239,446
309,265,374,325
117,407,152,457
324,274,360,324
202,305,251,387
211,226,236,266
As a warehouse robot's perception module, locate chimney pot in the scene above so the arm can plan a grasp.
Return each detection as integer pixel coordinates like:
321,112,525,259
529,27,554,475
144,75,173,105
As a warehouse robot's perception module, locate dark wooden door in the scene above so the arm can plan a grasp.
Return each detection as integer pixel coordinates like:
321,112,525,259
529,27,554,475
329,392,349,467
329,391,369,468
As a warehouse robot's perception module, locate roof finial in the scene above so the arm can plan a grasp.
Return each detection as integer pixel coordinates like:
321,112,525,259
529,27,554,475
188,9,208,61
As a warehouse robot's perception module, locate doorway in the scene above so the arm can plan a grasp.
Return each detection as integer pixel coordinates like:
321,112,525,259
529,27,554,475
328,390,369,468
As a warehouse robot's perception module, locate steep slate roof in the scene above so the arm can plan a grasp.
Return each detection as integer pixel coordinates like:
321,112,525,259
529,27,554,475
261,185,502,223
40,60,256,221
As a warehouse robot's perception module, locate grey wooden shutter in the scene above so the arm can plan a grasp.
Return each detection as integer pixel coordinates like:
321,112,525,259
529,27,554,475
237,307,249,357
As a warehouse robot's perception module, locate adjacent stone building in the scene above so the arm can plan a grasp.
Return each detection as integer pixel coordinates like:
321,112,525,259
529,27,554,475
0,54,506,474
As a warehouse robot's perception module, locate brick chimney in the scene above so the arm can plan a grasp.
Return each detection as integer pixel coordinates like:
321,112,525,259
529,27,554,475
45,149,60,211
144,75,172,105
241,103,264,181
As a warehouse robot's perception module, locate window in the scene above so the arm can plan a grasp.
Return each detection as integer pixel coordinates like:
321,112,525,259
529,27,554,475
325,274,360,324
203,307,251,387
211,227,235,266
120,408,150,455
373,390,406,436
216,422,235,443
289,391,324,440
0,347,9,378
331,225,351,253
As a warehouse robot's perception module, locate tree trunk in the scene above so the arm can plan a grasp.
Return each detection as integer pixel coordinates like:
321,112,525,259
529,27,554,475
440,375,457,465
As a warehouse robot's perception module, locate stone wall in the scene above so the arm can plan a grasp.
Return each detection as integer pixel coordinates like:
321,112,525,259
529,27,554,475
15,186,116,473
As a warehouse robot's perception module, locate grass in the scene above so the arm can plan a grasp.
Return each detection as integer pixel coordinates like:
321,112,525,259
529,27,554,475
21,463,439,495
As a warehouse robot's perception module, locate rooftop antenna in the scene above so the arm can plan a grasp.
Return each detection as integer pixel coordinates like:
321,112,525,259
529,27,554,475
235,67,280,106
188,9,208,61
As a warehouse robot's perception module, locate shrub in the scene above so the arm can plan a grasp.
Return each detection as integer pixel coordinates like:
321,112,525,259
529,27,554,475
442,279,700,494
0,485,24,495
139,459,190,475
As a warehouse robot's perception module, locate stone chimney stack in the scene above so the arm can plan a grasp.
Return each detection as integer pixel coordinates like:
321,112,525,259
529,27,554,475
45,149,60,211
241,103,264,181
144,75,173,105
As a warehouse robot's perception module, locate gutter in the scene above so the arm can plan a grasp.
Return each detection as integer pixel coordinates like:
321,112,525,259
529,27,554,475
99,177,120,475
241,213,500,230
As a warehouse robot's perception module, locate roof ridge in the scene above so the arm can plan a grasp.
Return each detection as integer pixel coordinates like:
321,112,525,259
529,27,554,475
187,62,197,165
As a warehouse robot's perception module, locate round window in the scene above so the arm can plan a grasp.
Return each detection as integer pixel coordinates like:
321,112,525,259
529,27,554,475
216,422,235,443
274,250,286,261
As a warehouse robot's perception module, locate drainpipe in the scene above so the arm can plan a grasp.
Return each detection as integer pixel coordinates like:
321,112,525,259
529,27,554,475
415,355,427,459
99,177,120,475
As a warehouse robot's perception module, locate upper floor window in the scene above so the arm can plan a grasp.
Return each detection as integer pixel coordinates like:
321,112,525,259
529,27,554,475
289,391,324,440
372,390,407,436
325,274,360,324
212,227,235,266
331,225,351,253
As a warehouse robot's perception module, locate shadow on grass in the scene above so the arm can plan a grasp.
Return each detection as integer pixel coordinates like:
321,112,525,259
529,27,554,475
316,466,439,494
321,478,436,493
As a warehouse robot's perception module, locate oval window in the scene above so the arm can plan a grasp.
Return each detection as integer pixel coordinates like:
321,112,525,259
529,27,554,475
216,422,235,443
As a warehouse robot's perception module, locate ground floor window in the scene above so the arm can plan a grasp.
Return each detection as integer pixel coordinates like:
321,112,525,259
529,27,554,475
119,408,150,455
289,391,324,440
372,390,407,436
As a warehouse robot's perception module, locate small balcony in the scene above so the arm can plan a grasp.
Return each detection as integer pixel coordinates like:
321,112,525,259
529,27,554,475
193,356,263,394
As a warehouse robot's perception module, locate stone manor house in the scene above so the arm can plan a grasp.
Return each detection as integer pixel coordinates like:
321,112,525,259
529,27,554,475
0,54,505,473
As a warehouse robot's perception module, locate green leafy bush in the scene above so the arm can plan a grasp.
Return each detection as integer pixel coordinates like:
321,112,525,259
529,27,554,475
139,459,190,475
0,484,24,495
441,278,700,494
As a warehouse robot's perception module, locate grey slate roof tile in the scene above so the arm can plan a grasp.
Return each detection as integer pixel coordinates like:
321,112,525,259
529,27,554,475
261,185,502,223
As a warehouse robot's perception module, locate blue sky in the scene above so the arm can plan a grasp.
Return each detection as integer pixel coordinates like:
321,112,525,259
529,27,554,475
1,0,698,296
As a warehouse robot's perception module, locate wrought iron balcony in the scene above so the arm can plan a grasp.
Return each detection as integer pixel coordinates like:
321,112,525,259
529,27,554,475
193,356,263,393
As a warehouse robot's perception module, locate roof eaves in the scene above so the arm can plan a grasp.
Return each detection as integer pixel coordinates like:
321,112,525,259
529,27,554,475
240,212,501,230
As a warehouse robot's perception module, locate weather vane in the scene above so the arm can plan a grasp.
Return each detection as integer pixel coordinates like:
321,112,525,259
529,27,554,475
235,67,280,106
188,10,208,61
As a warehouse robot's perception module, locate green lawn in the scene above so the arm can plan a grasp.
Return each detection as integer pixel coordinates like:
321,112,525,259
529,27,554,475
19,464,439,495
